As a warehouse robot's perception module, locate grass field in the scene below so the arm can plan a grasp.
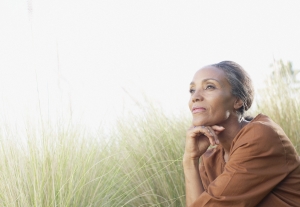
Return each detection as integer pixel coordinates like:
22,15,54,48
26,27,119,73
0,70,299,206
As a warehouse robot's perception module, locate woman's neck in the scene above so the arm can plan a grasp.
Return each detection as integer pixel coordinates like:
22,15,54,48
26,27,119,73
218,116,248,155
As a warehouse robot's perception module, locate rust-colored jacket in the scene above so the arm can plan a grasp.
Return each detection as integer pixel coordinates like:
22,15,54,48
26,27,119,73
191,114,300,206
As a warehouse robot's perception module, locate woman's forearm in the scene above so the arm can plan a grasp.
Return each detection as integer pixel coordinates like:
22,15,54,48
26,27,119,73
183,156,204,207
183,125,223,206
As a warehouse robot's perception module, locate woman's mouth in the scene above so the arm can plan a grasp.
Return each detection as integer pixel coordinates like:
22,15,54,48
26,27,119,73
192,107,206,114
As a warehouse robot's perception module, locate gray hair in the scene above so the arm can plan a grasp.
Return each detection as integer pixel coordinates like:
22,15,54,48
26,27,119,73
211,61,254,117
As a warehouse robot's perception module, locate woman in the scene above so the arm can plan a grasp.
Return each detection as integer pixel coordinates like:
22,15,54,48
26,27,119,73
183,61,300,206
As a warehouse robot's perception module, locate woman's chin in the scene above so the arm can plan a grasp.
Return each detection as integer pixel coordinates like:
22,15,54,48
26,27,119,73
192,118,217,126
192,119,208,126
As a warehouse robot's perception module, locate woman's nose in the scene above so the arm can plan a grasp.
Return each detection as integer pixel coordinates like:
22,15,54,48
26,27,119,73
192,90,204,103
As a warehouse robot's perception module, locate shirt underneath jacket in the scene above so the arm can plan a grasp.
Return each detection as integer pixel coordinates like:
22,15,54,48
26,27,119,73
190,114,300,207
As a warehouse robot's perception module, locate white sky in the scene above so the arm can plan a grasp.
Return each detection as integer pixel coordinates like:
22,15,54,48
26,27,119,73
0,0,300,131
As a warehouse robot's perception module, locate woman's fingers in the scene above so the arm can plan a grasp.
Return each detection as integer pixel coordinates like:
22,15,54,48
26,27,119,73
190,125,225,145
206,126,220,145
211,125,225,135
185,124,224,159
192,126,217,146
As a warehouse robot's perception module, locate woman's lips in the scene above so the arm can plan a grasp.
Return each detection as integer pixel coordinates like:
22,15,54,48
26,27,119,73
192,107,206,114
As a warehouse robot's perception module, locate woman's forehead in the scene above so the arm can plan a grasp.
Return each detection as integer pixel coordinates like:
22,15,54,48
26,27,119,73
193,66,227,82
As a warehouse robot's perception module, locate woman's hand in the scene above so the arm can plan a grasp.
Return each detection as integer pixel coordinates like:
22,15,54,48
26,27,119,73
184,125,225,161
183,125,225,206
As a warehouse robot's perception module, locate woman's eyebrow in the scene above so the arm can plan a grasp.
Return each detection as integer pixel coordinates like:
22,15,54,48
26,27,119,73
202,78,220,83
190,78,220,85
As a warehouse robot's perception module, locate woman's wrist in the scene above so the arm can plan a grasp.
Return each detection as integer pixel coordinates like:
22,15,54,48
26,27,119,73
183,154,200,169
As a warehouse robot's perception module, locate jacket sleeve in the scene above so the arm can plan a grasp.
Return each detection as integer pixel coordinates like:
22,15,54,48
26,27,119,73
190,122,290,207
199,156,210,191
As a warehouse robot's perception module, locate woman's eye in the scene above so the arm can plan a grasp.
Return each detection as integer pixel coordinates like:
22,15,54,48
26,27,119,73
205,85,215,90
189,89,195,94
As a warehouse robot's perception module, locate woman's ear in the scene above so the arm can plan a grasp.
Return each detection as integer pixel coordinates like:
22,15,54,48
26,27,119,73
234,98,244,110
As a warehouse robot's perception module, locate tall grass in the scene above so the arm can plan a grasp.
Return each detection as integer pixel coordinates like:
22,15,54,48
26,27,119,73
0,106,189,206
252,63,300,153
0,73,299,206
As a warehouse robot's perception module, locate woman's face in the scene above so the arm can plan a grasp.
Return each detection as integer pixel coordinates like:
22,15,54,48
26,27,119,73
189,66,238,126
